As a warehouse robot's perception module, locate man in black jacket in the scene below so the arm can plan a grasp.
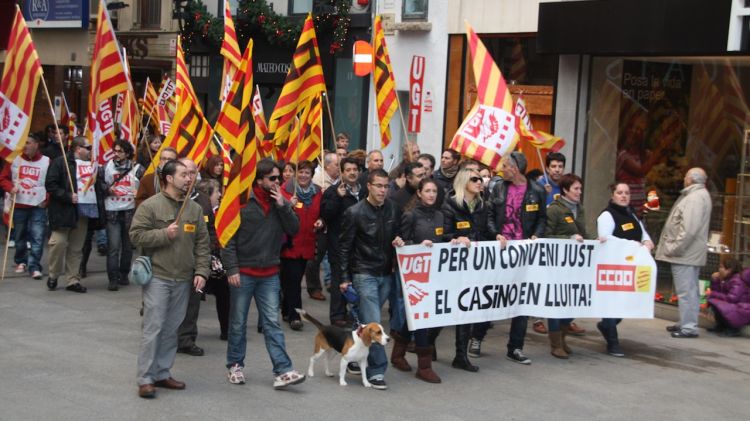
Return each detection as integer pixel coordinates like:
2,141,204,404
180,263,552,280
390,161,425,211
320,157,367,326
338,169,402,390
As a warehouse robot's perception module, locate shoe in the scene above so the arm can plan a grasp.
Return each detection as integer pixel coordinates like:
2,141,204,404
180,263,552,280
290,320,303,331
367,376,388,390
65,283,87,293
666,324,681,332
118,278,130,286
273,370,306,389
568,322,586,335
31,270,42,280
506,348,532,365
346,362,361,375
177,344,204,356
47,277,57,291
108,281,119,292
14,263,26,273
468,338,482,358
670,330,699,338
154,377,185,390
720,329,741,337
532,320,548,334
228,364,245,385
309,291,326,301
548,331,569,359
451,356,479,372
97,245,107,256
7,240,14,248
415,346,441,383
607,344,625,357
332,320,349,328
138,384,155,399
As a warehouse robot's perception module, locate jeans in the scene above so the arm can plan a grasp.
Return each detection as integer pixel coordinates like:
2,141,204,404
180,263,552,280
547,318,573,332
672,264,701,335
388,268,406,332
13,207,46,273
352,273,391,379
507,316,529,352
106,210,134,283
226,273,293,375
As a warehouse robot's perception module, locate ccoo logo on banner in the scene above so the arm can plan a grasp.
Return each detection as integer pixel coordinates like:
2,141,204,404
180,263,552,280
396,237,657,330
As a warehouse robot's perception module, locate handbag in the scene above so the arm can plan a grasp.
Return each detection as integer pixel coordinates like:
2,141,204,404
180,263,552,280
130,255,153,286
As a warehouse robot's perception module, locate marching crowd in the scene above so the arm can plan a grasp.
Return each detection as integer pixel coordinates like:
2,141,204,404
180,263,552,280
4,128,750,400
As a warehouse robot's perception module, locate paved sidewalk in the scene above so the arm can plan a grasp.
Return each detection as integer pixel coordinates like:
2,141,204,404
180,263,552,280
0,252,748,421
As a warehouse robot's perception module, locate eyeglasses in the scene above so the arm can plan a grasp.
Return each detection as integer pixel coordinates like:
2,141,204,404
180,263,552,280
79,145,92,150
266,175,281,182
469,177,483,183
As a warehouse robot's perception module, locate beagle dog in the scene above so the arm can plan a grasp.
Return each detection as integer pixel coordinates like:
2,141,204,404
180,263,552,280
296,309,390,387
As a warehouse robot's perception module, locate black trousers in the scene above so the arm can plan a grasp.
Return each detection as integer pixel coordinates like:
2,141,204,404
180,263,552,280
280,258,308,322
326,236,347,323
207,274,230,337
303,231,326,293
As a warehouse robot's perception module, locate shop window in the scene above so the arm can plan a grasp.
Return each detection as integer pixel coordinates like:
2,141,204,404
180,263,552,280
402,0,428,21
289,0,312,15
189,55,210,78
139,0,161,29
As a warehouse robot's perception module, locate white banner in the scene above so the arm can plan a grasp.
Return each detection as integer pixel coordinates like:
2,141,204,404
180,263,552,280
396,238,657,330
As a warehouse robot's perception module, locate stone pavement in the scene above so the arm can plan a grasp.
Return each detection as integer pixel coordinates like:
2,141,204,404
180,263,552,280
0,251,748,421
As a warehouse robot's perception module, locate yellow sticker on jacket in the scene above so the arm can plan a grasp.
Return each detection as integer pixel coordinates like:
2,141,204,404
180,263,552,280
564,216,574,224
184,224,196,233
435,227,444,236
204,215,209,222
295,202,303,209
621,222,634,231
526,204,539,212
457,221,471,229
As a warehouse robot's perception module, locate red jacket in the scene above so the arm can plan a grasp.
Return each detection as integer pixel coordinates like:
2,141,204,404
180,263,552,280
280,181,322,260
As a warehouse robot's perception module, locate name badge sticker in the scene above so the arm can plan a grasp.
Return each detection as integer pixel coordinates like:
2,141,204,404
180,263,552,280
564,216,574,224
526,204,539,212
184,224,196,233
295,202,304,209
621,222,634,231
204,215,209,222
435,227,444,236
456,221,471,229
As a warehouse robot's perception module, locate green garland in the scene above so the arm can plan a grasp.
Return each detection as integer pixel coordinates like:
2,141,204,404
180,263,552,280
181,0,352,55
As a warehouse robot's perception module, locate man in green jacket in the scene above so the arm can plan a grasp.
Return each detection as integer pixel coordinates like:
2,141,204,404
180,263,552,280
130,160,210,398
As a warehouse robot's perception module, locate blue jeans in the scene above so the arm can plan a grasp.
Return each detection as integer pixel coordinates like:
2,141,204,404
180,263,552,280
321,254,331,289
106,210,134,283
13,207,46,273
388,269,406,332
226,273,293,375
352,273,391,379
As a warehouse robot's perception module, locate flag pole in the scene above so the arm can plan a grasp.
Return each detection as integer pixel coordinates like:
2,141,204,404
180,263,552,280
40,75,76,194
294,116,300,193
322,92,337,151
1,193,17,282
174,175,197,225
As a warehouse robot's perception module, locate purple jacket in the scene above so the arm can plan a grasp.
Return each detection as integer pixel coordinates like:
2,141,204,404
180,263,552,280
708,268,750,328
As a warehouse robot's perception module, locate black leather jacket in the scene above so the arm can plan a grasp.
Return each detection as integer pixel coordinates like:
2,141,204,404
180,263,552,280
338,198,401,279
487,179,547,240
442,195,490,241
401,204,449,245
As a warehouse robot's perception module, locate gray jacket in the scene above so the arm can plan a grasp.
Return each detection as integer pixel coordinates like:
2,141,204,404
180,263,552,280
655,183,712,266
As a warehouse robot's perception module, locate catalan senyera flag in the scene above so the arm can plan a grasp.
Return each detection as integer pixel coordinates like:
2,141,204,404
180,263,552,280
0,6,42,163
266,14,326,146
372,15,399,149
60,92,77,145
142,77,159,124
252,87,278,159
215,40,254,153
157,76,176,135
219,0,242,104
88,0,129,164
118,51,140,145
220,140,233,186
450,22,520,172
514,95,564,152
285,93,322,164
215,129,257,247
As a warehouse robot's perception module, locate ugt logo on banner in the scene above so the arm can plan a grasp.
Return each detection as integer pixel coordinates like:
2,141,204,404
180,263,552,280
398,252,432,320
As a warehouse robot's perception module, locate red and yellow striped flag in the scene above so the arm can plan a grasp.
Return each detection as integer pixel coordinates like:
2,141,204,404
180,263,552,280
266,14,326,146
142,77,159,123
0,6,42,162
219,0,242,104
514,95,564,152
118,52,140,145
88,0,129,164
215,40,254,153
372,15,398,149
215,132,257,247
252,87,276,159
450,22,520,172
286,93,322,163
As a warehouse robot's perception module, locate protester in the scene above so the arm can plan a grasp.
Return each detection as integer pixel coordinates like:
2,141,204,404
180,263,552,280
0,134,50,279
442,167,490,372
417,153,435,179
311,151,340,191
403,141,421,163
137,134,162,168
391,161,425,211
45,136,98,293
98,139,144,291
396,178,446,383
222,158,306,389
540,152,566,206
200,155,224,189
657,167,712,338
708,259,750,337
335,147,348,161
280,160,323,330
596,182,654,356
306,151,339,301
130,159,210,399
335,132,350,151
434,149,460,194
40,124,65,161
282,161,296,184
339,168,402,390
358,149,384,185
135,147,178,207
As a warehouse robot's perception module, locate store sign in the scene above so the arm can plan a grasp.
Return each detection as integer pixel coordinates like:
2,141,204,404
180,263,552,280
23,0,88,29
408,55,425,133
118,35,157,60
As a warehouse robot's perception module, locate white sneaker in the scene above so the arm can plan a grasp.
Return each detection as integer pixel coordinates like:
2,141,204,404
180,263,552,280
32,270,43,280
273,370,305,389
14,263,26,273
228,364,245,385
7,240,15,248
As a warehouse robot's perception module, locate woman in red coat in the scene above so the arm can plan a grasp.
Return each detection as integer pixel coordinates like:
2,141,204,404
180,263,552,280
280,160,323,330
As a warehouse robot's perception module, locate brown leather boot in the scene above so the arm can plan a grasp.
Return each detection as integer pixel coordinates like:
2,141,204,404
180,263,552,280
560,325,573,354
390,331,412,372
548,331,569,359
415,346,441,383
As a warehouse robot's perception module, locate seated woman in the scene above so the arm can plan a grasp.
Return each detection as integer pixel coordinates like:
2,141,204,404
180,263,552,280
708,259,750,337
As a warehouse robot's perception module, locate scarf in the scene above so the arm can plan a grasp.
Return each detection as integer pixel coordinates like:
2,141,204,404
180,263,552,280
253,185,272,215
295,184,315,206
560,195,579,219
442,165,459,179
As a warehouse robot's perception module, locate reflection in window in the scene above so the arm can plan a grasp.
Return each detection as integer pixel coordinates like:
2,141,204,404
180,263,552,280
403,0,428,21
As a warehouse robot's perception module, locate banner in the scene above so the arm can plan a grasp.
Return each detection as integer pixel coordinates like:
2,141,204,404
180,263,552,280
408,55,425,133
396,238,657,330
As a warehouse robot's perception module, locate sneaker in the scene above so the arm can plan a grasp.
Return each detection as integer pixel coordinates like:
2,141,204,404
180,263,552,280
368,375,388,390
273,370,306,389
346,362,361,375
506,348,532,365
607,344,625,357
666,324,681,333
671,330,699,338
14,263,26,273
468,338,482,358
228,364,245,384
290,320,303,331
31,270,42,280
7,240,14,248
532,320,548,334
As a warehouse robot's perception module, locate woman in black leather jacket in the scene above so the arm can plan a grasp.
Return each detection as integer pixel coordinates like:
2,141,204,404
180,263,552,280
441,168,489,372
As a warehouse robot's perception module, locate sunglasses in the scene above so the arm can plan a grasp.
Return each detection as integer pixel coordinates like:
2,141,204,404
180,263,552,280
79,145,92,150
266,175,281,182
469,176,482,183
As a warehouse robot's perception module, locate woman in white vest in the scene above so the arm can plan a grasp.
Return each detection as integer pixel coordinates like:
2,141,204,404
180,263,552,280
0,134,50,280
98,139,144,291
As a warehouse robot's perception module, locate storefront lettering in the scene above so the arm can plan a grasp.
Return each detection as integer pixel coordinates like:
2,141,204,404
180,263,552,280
257,62,291,75
118,35,155,60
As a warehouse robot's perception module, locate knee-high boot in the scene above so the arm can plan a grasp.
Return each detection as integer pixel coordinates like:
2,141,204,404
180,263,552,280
560,325,573,354
548,331,569,359
390,331,412,372
451,324,479,372
415,346,441,383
